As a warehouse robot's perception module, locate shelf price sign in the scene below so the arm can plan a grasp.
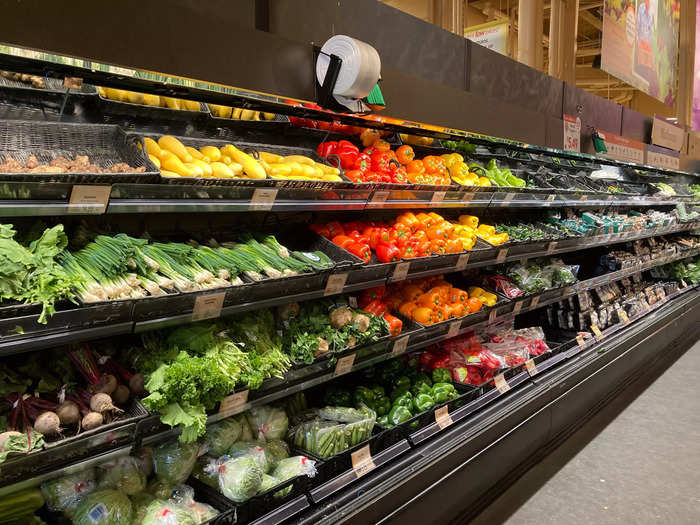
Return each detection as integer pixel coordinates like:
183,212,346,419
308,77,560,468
69,185,111,214
390,262,411,282
455,253,470,271
391,336,409,356
218,390,249,414
324,273,348,295
563,114,581,152
494,374,510,394
191,292,226,321
525,358,538,376
334,353,356,377
249,188,278,210
434,405,453,429
351,445,376,478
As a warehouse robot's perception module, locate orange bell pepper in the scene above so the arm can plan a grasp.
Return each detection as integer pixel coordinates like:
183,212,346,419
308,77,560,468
429,239,446,255
450,288,468,304
382,313,403,336
412,307,434,325
428,212,445,224
417,290,441,308
415,278,432,291
445,239,462,253
396,212,420,232
466,297,483,313
432,285,452,303
401,284,423,302
398,301,418,317
416,212,434,229
449,303,464,319
386,294,404,311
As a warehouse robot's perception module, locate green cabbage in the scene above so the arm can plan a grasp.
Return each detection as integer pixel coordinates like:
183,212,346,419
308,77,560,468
134,446,154,478
186,501,218,523
97,457,147,495
153,441,200,485
228,441,268,472
40,468,97,517
141,500,198,525
72,489,133,525
129,492,157,523
234,414,254,441
218,456,263,503
245,406,288,441
191,455,219,488
258,474,280,494
263,439,289,470
202,418,242,457
146,480,176,500
271,456,316,499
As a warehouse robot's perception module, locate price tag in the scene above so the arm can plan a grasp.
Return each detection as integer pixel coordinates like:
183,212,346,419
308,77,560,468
348,296,358,308
607,195,614,201
191,292,226,321
579,194,588,202
618,309,630,324
391,262,411,282
69,185,111,213
334,353,356,377
488,309,498,323
63,76,83,89
447,320,461,338
591,324,602,337
434,405,453,429
351,444,376,478
371,191,390,203
218,390,249,413
561,287,573,298
546,194,556,202
462,192,475,203
391,336,409,356
525,359,538,376
530,295,540,309
503,193,515,203
455,253,470,271
576,334,586,347
496,248,508,263
249,188,278,210
494,374,510,393
431,191,446,204
513,301,523,314
563,114,581,152
680,279,688,288
324,273,347,295
546,241,557,255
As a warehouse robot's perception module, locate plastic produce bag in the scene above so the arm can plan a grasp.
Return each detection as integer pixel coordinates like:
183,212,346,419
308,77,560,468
264,439,290,469
72,489,133,525
245,405,289,441
258,473,280,494
287,407,375,458
481,274,523,299
270,456,316,498
216,456,264,503
228,441,269,472
40,468,97,518
141,499,199,525
168,484,195,505
187,501,218,523
153,440,201,485
192,455,220,488
134,446,154,478
130,491,157,524
202,418,242,457
235,414,254,441
97,456,147,495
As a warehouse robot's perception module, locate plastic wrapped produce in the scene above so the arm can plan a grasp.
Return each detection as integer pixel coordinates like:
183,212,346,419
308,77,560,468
153,440,200,485
287,407,375,458
264,439,290,469
130,492,157,523
258,473,280,493
97,456,147,495
202,418,242,457
72,489,133,525
40,468,97,518
187,501,218,523
134,446,155,478
140,499,199,525
235,413,254,441
245,405,289,441
270,456,316,498
216,456,264,502
192,455,220,488
228,441,269,472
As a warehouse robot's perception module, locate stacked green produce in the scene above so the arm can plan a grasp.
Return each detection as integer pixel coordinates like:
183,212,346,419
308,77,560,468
469,159,526,188
506,258,578,294
650,257,700,284
495,223,550,242
320,359,458,428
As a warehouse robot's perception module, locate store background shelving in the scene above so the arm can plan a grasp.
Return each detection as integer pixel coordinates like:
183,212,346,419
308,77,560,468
0,47,698,525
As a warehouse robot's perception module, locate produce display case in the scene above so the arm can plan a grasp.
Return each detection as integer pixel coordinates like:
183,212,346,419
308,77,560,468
0,45,698,525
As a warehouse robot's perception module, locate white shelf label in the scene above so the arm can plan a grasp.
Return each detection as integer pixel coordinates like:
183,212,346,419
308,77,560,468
249,188,278,210
69,185,111,213
192,292,226,321
324,273,348,295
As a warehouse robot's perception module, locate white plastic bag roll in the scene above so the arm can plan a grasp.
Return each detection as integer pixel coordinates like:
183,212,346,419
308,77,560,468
316,35,381,99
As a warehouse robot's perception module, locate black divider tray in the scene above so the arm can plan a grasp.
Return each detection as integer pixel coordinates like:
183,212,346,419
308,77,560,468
185,476,237,525
0,121,159,183
0,299,132,341
0,399,147,487
0,300,42,320
188,466,310,525
404,237,494,276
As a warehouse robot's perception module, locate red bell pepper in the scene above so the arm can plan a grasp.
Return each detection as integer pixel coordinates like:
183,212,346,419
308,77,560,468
352,153,371,172
336,140,360,169
326,221,344,238
347,242,371,263
344,169,363,182
382,313,403,336
390,166,408,184
363,146,378,157
376,242,400,263
310,223,331,238
332,235,354,249
363,299,388,316
317,141,338,158
371,150,393,173
400,241,419,258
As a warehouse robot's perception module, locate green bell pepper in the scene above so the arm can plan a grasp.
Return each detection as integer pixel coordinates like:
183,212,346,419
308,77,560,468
413,393,435,413
377,414,390,427
378,360,403,384
392,391,414,410
390,385,410,401
371,385,386,399
324,386,352,407
431,382,457,403
431,368,451,384
374,395,391,417
353,386,376,409
392,375,411,390
388,405,412,426
411,381,432,396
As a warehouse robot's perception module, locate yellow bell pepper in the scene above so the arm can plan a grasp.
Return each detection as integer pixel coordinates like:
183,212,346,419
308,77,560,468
477,177,491,186
477,224,495,236
468,286,485,297
480,291,498,307
489,232,510,245
458,215,479,228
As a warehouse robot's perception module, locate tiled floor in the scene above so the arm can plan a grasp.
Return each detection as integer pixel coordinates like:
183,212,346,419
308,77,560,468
472,339,700,525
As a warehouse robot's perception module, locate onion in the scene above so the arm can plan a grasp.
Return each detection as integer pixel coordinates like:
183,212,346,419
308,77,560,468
56,401,80,426
0,431,21,450
112,385,130,405
129,374,145,397
90,374,118,395
34,411,61,436
90,393,123,414
81,412,103,430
